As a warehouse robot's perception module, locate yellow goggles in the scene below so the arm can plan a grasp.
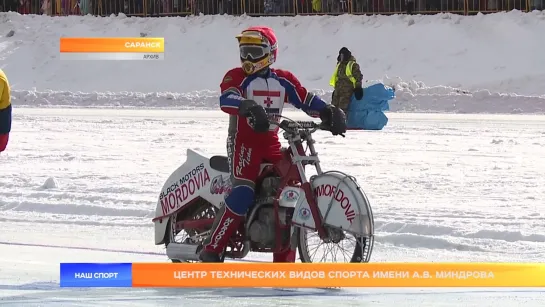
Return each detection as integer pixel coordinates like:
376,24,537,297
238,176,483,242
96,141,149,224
240,44,270,60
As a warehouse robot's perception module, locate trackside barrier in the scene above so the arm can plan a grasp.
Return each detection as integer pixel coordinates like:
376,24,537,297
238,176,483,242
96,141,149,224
0,0,538,17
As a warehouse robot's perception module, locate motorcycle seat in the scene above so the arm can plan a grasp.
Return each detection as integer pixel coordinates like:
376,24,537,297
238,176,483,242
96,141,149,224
210,155,229,173
210,155,274,174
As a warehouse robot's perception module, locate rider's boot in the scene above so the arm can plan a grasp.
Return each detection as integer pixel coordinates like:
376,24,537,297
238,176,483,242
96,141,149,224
273,249,296,263
199,205,244,262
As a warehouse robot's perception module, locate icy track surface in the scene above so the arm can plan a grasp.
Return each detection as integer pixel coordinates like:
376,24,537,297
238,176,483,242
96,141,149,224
1,109,545,306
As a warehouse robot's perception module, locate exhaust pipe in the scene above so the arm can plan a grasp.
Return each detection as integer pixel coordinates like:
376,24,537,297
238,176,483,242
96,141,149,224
166,243,201,262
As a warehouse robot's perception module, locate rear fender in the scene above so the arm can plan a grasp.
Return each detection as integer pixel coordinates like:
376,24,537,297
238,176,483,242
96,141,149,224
153,149,230,245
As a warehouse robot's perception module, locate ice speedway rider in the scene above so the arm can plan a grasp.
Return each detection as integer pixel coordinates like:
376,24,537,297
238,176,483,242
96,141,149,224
199,26,348,263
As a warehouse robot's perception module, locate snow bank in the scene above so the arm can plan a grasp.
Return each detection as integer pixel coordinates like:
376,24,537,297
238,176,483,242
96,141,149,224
12,83,545,114
1,11,545,113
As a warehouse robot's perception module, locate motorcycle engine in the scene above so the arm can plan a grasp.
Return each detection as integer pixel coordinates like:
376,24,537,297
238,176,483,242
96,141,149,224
248,176,292,248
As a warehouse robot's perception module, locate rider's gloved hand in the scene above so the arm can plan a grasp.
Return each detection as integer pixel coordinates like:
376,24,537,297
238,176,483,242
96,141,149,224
239,99,270,133
320,105,347,136
354,85,364,100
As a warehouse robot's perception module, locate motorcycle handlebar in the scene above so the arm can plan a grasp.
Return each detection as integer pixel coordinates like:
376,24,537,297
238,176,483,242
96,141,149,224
271,118,345,138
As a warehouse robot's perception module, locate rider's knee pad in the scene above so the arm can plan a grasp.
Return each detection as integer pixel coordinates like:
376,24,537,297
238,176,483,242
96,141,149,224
224,185,254,215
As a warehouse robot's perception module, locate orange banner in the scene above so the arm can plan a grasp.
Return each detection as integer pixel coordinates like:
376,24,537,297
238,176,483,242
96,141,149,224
60,38,164,53
131,263,545,288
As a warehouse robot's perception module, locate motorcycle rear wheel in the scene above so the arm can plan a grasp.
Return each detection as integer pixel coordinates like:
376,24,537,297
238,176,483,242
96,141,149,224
164,199,218,263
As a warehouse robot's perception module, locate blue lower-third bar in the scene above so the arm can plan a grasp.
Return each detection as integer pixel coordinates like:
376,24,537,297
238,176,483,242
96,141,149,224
60,263,132,287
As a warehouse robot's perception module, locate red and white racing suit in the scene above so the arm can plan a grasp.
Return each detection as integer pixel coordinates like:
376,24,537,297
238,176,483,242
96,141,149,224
201,67,329,262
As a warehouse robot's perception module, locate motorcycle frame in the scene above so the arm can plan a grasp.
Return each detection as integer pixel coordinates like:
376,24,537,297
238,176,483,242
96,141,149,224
239,125,329,256
164,121,332,259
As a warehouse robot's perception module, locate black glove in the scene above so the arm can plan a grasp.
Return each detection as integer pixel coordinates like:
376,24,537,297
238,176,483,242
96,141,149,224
239,99,269,133
319,105,347,136
354,86,363,100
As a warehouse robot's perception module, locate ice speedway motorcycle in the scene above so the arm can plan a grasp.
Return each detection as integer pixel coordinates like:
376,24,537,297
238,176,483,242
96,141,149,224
152,116,375,263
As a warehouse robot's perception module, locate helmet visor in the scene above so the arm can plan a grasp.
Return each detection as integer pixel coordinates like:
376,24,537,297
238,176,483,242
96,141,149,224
240,45,269,60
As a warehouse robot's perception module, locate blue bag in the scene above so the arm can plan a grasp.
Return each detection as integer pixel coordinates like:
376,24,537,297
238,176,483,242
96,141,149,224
346,83,395,130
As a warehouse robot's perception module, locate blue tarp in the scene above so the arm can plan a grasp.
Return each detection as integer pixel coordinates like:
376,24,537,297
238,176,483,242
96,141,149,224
346,83,395,130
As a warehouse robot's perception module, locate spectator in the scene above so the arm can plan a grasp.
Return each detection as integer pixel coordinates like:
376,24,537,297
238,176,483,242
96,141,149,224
1,0,19,12
18,0,31,13
80,0,90,14
42,0,51,14
0,69,12,153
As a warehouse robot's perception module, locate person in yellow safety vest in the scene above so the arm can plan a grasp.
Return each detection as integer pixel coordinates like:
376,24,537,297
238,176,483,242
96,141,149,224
0,69,12,153
329,47,364,114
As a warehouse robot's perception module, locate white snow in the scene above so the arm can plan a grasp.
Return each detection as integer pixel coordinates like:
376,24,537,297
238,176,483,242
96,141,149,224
1,11,545,113
1,10,545,306
40,177,58,189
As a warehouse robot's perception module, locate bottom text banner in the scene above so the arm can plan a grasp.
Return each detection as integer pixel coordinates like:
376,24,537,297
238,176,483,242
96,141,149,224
60,263,545,288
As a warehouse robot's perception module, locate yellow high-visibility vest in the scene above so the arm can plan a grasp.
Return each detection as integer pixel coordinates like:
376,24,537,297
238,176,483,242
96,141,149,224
329,61,356,87
312,0,321,11
0,69,10,110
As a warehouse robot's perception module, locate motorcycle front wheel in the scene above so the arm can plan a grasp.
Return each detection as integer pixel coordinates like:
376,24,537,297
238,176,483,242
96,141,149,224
295,227,374,263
